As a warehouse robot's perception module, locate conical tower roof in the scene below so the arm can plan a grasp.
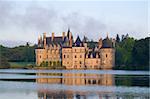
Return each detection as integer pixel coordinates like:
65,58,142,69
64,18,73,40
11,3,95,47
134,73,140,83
74,35,83,47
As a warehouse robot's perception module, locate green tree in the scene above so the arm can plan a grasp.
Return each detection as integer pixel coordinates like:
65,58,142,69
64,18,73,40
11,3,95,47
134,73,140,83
116,34,120,43
132,37,149,69
40,61,46,67
0,56,10,68
115,36,135,66
45,61,48,67
53,61,56,66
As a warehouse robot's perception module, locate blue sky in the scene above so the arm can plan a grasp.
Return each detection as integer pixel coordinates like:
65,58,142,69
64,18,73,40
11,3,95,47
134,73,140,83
0,0,148,45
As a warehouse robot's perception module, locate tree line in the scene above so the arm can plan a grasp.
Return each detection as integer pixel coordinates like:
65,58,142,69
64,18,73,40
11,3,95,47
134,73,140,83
0,42,36,68
0,35,149,70
115,34,149,70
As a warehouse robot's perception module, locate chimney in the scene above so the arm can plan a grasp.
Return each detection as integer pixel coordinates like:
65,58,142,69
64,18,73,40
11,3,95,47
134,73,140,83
38,36,40,45
62,32,65,40
112,38,116,48
98,38,102,48
43,33,46,48
69,32,73,47
52,32,54,41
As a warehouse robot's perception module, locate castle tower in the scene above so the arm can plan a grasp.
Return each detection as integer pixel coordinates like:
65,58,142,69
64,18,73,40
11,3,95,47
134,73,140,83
100,35,115,69
67,28,73,47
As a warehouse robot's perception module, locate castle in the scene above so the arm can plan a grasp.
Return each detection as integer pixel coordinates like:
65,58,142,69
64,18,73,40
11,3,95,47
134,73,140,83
35,29,115,69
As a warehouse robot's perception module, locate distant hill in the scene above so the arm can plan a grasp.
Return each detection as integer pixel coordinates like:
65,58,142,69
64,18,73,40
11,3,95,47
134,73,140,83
0,40,34,48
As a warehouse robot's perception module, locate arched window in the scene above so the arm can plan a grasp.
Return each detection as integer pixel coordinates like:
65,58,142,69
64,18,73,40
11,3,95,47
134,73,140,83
75,55,77,58
80,61,82,64
64,55,65,58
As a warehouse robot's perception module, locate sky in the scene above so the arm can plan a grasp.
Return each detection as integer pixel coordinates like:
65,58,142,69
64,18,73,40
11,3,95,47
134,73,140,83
0,0,149,46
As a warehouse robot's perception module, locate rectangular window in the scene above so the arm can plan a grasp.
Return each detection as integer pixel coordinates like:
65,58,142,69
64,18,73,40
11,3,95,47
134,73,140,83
80,55,82,58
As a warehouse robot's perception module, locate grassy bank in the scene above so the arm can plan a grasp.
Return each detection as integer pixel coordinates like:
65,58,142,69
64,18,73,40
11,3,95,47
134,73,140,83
9,62,35,69
113,65,149,71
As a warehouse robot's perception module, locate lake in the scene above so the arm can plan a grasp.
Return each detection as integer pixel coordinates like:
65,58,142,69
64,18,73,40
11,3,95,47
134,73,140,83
0,69,149,99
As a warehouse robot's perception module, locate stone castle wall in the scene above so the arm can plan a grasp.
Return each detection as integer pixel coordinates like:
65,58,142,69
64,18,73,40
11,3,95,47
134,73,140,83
35,32,115,69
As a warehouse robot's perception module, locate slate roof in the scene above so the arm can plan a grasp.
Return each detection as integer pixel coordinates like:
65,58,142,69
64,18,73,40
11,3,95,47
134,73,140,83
46,36,64,45
87,41,98,49
74,36,84,47
86,51,100,58
82,36,88,43
101,36,113,48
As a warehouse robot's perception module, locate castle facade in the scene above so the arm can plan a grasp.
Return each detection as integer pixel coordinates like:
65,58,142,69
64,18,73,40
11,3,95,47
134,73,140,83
35,29,115,69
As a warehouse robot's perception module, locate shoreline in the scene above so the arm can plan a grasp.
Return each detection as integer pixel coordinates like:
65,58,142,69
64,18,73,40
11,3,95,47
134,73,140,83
0,66,149,71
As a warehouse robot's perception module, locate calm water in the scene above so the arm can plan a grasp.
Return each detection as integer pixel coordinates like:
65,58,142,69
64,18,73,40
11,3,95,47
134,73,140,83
0,69,149,99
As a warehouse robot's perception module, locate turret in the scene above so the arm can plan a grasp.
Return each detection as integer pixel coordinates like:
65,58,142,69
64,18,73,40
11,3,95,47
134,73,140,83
62,32,65,41
43,33,46,48
69,32,73,47
100,35,115,69
38,36,41,47
67,28,73,47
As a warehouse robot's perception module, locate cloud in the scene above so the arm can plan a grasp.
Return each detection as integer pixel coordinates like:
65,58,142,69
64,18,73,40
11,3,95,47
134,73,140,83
0,1,13,28
0,0,148,45
0,1,107,42
61,12,107,40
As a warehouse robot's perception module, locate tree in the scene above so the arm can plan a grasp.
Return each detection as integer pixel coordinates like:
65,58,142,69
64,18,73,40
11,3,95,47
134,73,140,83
40,61,46,67
132,37,149,69
115,36,135,66
53,61,56,66
45,61,48,67
0,56,10,68
49,61,52,66
116,34,120,43
57,61,61,67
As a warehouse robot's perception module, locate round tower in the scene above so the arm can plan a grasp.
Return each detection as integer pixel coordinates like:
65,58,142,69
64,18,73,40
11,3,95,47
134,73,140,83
100,36,115,69
100,48,115,69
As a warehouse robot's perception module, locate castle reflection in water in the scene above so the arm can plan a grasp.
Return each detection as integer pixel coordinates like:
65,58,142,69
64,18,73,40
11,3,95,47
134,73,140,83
36,73,114,99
